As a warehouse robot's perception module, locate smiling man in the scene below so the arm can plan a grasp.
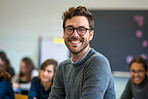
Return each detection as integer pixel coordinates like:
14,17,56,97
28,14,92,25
48,6,116,99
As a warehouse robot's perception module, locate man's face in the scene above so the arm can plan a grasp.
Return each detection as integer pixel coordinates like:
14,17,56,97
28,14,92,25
63,16,94,55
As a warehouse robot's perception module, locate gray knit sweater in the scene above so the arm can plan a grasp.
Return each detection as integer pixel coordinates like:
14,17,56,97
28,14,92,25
48,48,116,99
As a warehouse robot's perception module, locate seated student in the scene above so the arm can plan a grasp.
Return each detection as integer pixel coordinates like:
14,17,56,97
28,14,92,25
120,56,148,99
0,65,15,99
28,59,58,99
12,57,38,95
0,51,15,77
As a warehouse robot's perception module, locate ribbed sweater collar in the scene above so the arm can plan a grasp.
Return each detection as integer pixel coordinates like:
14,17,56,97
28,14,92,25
71,48,96,67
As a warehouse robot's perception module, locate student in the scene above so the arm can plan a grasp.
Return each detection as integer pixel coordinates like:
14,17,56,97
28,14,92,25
28,59,58,99
0,51,15,77
12,57,38,95
48,6,116,99
0,65,15,99
120,56,148,99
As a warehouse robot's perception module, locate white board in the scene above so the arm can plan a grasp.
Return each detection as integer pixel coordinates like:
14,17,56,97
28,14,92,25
39,37,69,65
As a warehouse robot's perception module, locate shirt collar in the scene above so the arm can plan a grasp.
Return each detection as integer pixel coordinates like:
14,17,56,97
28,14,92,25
71,48,91,64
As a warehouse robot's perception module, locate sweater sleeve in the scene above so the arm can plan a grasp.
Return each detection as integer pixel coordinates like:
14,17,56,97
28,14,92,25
81,54,116,99
120,79,132,99
28,77,39,99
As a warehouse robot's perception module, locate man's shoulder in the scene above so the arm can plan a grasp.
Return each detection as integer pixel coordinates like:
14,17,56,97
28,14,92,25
89,48,108,59
87,50,111,73
90,51,109,63
55,59,71,74
59,59,71,66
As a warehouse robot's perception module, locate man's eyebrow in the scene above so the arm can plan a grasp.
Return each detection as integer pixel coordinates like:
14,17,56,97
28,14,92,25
65,25,73,27
78,26,86,28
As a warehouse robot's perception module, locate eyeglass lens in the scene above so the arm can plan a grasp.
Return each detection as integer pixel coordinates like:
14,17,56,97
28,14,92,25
64,26,89,36
130,70,144,74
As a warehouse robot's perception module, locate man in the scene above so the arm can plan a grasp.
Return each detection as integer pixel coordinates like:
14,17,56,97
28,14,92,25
48,6,116,99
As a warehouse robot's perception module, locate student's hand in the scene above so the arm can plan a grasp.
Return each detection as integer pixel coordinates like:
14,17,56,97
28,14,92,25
12,82,20,89
33,97,36,99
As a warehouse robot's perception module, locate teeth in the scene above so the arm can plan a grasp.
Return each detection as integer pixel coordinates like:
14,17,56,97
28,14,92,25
134,77,140,81
71,41,79,44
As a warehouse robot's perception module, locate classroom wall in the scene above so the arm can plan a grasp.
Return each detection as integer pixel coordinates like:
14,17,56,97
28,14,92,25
0,0,148,98
1,0,148,73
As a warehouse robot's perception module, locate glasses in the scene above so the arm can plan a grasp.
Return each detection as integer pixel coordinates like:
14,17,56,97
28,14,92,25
64,26,91,36
130,70,145,75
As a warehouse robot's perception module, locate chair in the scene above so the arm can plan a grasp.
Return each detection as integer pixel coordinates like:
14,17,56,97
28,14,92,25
15,94,28,99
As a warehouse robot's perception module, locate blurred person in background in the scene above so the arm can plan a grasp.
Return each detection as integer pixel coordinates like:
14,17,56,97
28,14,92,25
0,64,15,99
28,59,58,99
0,51,15,77
12,57,38,95
121,56,148,99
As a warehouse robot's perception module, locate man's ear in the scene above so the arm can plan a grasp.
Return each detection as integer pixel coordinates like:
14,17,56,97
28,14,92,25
89,30,94,41
63,29,65,39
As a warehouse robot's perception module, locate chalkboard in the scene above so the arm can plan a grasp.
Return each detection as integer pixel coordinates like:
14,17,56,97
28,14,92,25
90,10,148,72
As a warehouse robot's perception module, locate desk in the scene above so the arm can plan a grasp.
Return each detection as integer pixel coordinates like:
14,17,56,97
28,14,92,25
15,94,28,99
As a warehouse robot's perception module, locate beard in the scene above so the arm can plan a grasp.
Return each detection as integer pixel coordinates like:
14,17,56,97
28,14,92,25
64,37,90,55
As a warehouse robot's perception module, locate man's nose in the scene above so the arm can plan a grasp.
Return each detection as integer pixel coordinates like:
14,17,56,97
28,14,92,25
72,28,79,36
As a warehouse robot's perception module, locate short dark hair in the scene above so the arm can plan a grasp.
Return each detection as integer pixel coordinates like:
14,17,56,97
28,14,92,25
62,6,94,30
129,56,148,71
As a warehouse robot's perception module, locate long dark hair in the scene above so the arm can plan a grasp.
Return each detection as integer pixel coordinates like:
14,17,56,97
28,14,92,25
19,57,35,82
0,65,11,84
0,51,11,69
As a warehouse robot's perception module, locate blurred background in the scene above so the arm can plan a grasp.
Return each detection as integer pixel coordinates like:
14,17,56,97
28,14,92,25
0,0,148,98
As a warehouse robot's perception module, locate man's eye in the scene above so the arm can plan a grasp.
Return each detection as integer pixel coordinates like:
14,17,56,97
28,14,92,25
67,28,73,30
79,28,85,31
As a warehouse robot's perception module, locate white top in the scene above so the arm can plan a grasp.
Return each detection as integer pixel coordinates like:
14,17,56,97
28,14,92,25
12,69,39,91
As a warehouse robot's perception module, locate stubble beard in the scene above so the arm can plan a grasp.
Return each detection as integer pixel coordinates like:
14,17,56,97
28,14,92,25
64,38,89,55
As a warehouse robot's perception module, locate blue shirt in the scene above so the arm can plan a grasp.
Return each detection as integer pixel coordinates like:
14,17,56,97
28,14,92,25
0,79,15,99
28,77,51,99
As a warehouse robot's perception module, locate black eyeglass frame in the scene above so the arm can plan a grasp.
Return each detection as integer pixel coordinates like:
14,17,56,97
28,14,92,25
130,69,145,75
64,26,91,36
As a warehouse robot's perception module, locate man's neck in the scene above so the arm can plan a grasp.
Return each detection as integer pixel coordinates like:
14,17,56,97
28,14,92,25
71,46,90,62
